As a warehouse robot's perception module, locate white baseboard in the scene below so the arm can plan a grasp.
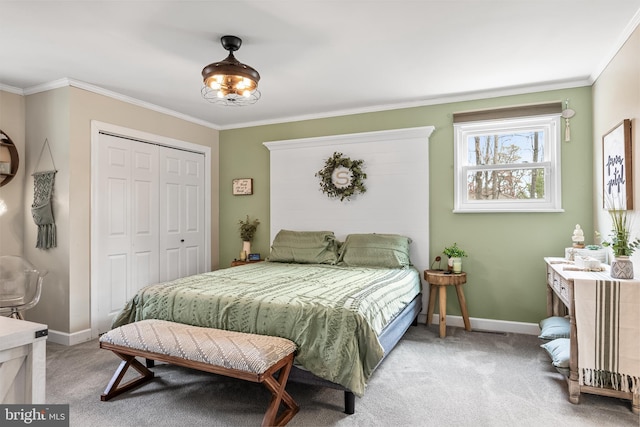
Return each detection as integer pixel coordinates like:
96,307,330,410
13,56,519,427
47,328,93,346
417,313,539,335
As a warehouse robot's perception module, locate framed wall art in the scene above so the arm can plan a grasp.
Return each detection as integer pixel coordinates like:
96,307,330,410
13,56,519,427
232,178,253,195
602,119,633,209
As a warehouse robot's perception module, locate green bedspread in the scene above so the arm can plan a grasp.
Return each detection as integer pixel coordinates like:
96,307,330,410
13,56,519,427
112,261,421,396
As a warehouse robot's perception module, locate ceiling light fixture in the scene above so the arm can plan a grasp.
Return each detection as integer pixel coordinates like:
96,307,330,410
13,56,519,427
201,35,261,106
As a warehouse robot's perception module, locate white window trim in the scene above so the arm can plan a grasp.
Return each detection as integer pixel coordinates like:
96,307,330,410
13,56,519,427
453,115,563,213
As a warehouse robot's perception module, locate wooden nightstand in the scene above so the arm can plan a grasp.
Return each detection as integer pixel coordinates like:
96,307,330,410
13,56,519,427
424,269,471,338
230,259,263,267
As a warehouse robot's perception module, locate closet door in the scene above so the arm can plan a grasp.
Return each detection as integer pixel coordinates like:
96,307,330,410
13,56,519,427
94,133,159,333
159,147,206,282
92,126,210,336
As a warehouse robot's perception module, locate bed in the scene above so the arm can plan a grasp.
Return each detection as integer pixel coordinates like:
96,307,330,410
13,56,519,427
111,231,423,413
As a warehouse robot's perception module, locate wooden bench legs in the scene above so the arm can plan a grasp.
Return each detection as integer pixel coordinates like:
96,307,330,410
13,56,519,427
101,345,298,427
261,354,298,427
101,352,154,402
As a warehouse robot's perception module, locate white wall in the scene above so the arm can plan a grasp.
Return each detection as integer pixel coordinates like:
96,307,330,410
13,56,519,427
22,86,219,344
264,126,433,276
23,88,70,335
593,24,640,271
0,90,26,256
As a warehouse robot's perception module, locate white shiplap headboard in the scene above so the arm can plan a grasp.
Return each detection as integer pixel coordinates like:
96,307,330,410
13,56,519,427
263,126,434,276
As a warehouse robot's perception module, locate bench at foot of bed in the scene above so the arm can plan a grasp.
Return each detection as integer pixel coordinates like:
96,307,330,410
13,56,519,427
99,319,299,427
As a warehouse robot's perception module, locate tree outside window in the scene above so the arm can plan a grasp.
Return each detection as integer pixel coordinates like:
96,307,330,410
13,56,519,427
454,115,562,213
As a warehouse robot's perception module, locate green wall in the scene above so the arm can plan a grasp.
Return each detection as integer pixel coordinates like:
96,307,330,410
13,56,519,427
220,86,593,324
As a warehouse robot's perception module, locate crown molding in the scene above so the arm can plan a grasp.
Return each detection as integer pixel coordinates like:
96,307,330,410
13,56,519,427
21,78,220,130
3,76,591,132
590,7,640,84
219,78,592,130
0,83,24,95
21,77,69,95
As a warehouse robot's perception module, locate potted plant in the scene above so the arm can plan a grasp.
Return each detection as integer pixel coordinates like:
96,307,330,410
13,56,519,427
443,243,467,273
238,215,260,260
602,208,639,279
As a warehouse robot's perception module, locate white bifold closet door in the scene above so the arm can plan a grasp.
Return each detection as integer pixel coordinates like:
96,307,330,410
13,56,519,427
94,133,205,333
158,147,206,281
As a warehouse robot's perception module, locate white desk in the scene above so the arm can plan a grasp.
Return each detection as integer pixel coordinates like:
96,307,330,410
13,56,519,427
544,257,639,414
0,316,48,403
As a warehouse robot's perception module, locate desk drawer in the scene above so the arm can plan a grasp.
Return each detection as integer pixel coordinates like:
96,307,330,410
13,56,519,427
546,265,554,286
552,271,570,302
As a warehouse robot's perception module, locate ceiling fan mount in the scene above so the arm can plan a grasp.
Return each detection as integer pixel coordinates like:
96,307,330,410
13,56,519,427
220,35,242,53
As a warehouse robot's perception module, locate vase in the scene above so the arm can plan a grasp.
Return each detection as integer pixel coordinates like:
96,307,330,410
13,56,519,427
611,256,634,279
241,241,251,260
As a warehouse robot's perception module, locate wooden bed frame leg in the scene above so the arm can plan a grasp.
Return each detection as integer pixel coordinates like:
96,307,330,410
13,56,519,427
101,352,154,401
344,391,355,414
145,358,155,368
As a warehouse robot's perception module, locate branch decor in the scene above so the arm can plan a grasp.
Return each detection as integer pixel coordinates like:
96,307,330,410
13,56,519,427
315,152,367,201
238,215,260,242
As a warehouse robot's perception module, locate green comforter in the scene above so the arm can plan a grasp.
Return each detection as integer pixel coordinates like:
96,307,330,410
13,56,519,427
112,262,421,396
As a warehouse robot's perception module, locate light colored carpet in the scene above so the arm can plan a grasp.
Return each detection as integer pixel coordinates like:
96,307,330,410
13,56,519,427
46,324,639,426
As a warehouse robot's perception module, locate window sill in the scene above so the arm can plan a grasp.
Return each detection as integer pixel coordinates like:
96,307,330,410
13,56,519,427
453,208,565,214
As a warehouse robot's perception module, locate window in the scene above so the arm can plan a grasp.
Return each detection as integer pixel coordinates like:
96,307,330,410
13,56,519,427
454,114,562,212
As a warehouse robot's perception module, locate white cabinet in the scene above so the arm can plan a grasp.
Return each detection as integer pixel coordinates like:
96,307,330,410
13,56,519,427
0,317,48,404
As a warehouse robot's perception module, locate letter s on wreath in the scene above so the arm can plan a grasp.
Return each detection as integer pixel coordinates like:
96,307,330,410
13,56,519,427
315,152,367,201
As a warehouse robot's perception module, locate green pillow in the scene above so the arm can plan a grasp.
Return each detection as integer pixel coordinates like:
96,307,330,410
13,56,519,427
338,233,412,268
538,316,570,340
541,338,570,376
267,230,338,264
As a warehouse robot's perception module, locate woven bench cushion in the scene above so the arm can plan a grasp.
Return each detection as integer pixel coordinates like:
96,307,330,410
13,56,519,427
100,319,296,375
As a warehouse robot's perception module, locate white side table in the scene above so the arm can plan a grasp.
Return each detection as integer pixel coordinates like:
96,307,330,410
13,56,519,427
0,316,48,403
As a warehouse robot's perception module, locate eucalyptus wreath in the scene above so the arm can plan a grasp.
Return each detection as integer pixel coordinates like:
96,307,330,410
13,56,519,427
315,152,367,201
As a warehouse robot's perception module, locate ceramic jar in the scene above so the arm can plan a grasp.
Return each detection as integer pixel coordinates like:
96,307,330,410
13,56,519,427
451,257,462,274
611,256,634,279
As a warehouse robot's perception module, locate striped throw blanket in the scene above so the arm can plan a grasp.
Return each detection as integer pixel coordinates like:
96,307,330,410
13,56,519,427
574,278,640,393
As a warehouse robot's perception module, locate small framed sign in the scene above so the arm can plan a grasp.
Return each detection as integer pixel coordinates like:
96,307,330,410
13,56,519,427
247,253,261,261
232,178,253,195
602,119,633,209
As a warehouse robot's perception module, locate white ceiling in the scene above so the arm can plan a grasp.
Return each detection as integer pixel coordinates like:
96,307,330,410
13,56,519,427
1,1,639,130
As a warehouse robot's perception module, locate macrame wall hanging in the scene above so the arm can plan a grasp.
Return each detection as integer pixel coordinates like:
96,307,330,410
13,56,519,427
32,138,57,249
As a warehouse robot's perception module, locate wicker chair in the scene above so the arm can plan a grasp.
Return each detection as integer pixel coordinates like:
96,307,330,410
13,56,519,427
0,255,45,320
